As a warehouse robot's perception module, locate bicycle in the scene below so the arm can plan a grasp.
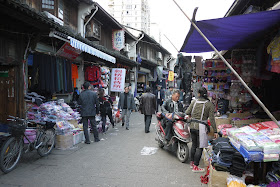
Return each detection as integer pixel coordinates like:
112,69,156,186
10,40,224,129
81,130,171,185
0,116,56,173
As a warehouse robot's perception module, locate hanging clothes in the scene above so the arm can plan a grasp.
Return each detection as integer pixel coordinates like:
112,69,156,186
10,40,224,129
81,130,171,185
56,58,61,92
195,56,204,76
30,54,74,94
85,65,101,85
72,64,79,87
67,61,73,93
267,36,280,61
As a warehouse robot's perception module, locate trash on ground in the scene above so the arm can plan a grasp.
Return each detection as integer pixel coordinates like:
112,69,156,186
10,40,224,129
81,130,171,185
141,146,158,156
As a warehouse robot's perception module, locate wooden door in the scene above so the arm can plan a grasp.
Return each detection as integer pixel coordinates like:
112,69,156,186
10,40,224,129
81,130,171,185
0,66,16,123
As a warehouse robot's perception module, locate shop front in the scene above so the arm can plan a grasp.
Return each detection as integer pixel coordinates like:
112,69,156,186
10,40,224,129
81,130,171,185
180,7,280,186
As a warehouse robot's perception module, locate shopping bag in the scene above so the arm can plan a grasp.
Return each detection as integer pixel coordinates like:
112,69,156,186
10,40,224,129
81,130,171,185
116,110,120,118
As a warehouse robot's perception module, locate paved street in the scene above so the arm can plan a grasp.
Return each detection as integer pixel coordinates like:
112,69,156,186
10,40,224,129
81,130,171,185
0,112,207,187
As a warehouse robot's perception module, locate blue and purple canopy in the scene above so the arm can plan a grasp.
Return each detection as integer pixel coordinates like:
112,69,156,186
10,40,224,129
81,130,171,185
180,9,280,53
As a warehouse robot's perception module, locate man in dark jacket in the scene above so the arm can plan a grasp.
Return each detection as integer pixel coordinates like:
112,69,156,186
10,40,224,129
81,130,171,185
154,85,165,112
78,82,100,144
118,86,136,130
140,87,156,133
161,90,184,142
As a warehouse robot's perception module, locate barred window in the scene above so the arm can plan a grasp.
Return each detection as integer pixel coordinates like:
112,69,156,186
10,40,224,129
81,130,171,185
42,0,54,9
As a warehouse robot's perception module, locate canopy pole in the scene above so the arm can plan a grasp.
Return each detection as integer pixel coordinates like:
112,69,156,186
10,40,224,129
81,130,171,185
172,0,280,127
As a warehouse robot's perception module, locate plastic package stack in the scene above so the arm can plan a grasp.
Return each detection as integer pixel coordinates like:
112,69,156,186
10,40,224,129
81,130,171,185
56,121,74,135
227,122,280,162
218,124,233,136
227,175,246,187
39,100,81,122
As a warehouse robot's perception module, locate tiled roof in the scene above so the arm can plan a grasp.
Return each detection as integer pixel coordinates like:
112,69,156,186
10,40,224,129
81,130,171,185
1,0,137,65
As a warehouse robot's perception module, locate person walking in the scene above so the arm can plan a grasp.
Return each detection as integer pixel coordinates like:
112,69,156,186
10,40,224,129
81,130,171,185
98,88,115,133
165,86,174,101
118,86,136,130
140,87,156,133
78,82,100,144
186,87,218,172
154,85,165,112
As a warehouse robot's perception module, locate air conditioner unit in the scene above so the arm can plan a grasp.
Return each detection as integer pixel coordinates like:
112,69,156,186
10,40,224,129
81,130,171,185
156,52,162,60
123,43,130,52
43,11,64,26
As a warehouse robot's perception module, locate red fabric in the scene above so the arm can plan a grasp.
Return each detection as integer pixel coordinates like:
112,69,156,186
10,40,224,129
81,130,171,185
72,64,79,87
85,66,101,82
72,64,78,79
249,123,270,131
262,121,279,129
271,65,280,73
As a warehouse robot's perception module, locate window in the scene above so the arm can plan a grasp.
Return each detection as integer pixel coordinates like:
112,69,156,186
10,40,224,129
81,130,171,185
42,0,54,9
58,0,64,20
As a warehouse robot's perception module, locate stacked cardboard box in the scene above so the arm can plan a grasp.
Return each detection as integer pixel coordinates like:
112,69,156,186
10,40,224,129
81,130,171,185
56,133,73,150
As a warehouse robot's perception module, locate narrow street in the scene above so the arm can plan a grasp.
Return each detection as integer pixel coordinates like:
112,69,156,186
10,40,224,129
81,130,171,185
0,112,206,187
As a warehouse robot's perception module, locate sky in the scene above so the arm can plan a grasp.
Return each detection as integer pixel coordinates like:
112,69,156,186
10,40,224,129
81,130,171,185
95,0,235,59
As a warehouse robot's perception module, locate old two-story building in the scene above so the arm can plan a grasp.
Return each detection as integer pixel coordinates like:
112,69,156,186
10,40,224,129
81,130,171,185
0,0,174,122
136,32,173,94
0,0,139,122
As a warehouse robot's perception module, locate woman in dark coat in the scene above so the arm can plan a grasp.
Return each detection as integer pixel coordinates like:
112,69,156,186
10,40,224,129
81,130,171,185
98,88,115,132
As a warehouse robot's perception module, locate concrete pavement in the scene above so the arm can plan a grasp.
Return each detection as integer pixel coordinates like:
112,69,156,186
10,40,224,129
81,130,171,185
0,112,207,187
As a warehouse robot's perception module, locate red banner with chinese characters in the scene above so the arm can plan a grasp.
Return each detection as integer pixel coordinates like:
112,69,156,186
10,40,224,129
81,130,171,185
56,42,82,60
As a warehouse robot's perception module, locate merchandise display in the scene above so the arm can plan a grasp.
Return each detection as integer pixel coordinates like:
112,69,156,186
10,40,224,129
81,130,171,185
227,175,246,187
25,96,82,149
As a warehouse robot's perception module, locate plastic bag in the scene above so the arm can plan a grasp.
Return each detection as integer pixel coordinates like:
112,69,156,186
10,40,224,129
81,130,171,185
227,175,246,187
116,110,120,118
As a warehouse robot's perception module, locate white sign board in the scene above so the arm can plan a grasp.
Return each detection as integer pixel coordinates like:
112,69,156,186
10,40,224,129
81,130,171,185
112,29,125,51
110,68,126,92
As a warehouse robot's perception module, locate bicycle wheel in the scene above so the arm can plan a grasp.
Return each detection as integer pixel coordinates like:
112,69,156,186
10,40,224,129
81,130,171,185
37,129,55,157
0,137,23,173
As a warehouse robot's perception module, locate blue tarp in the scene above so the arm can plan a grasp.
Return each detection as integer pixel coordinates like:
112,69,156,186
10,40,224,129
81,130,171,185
180,9,280,53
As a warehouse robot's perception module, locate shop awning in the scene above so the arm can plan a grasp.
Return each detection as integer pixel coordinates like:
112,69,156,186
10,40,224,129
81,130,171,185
180,9,280,53
49,31,116,64
68,36,116,64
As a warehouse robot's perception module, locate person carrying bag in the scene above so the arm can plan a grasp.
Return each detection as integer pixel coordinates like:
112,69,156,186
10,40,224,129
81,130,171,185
186,87,218,173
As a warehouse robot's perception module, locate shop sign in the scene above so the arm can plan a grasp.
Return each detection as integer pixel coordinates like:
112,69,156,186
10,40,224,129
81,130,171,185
110,68,126,92
112,29,125,51
0,70,9,77
168,71,174,81
56,42,82,60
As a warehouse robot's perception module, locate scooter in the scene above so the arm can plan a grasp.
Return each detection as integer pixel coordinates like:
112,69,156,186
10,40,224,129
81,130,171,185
155,112,191,163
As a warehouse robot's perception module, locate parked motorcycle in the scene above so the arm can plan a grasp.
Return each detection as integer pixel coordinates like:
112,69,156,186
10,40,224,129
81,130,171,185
155,112,191,163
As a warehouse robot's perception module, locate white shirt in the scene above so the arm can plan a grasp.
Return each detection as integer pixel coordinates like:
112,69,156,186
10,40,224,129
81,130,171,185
158,91,160,99
173,101,179,112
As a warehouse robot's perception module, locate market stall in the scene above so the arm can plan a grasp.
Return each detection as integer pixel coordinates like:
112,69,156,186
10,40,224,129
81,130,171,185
203,119,280,186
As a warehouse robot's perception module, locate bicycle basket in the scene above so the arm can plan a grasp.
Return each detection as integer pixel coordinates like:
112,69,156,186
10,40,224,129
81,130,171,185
8,122,26,136
45,122,55,129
